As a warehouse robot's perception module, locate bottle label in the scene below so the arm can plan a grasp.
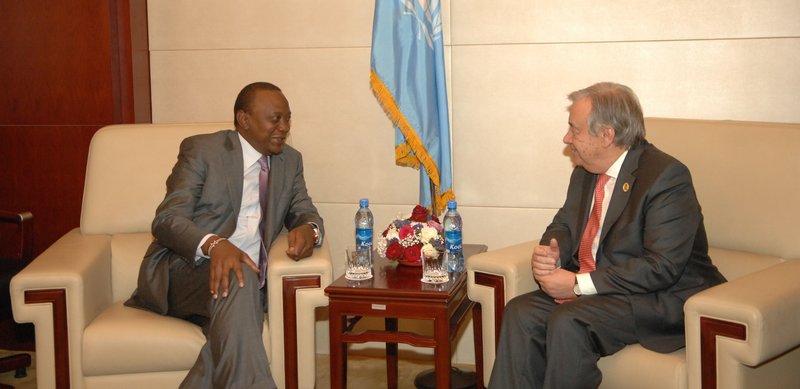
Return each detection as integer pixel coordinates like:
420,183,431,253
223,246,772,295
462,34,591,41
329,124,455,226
445,230,462,254
356,228,373,249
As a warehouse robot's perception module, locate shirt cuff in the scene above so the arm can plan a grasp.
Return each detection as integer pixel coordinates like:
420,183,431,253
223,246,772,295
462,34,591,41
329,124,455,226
576,272,597,295
195,233,215,263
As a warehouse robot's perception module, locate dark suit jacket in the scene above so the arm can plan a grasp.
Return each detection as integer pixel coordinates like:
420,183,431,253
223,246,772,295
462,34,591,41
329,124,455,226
541,140,725,352
127,130,324,315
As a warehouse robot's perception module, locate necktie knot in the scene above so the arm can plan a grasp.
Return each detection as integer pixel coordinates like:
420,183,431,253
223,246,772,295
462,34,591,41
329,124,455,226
258,155,269,172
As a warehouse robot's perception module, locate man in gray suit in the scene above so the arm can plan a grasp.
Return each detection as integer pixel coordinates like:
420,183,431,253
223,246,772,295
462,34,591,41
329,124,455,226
126,82,324,389
488,82,725,388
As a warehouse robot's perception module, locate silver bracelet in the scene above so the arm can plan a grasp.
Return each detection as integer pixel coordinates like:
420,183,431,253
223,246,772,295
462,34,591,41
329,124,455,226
207,237,227,257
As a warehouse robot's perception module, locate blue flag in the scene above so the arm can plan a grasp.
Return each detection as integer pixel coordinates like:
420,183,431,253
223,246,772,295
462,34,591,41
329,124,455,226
370,0,454,214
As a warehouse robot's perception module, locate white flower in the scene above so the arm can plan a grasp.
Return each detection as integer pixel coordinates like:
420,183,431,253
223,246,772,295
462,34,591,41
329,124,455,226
420,226,439,244
376,238,388,257
385,228,400,241
421,243,440,259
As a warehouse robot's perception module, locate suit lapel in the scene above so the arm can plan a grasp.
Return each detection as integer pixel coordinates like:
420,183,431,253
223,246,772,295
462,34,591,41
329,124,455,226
576,172,597,251
223,131,244,215
264,152,286,247
600,143,646,242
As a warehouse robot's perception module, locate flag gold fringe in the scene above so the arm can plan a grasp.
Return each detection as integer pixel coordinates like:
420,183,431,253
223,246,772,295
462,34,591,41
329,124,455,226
370,69,455,213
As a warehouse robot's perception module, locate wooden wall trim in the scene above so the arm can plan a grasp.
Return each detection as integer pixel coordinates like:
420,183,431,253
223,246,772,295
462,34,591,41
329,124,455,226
109,0,151,123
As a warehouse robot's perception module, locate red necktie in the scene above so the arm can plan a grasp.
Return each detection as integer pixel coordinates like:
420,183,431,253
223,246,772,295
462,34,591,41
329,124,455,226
578,173,610,273
258,156,269,288
556,173,610,304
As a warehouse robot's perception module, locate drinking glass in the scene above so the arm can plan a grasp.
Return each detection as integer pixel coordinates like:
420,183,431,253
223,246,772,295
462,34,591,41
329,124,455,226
345,245,372,281
421,249,449,284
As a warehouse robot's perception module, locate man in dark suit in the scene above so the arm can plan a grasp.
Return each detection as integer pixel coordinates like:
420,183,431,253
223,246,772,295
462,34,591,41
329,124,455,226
126,82,324,389
488,82,725,389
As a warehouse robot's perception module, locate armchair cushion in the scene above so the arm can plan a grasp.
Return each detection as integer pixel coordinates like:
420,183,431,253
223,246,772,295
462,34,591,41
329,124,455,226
596,346,686,389
82,301,204,376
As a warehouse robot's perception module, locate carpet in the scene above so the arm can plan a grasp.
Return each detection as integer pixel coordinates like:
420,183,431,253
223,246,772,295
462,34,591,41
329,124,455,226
0,350,473,389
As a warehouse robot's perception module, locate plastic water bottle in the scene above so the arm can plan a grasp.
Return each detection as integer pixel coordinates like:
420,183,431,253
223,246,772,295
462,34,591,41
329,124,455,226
443,200,464,273
355,198,374,251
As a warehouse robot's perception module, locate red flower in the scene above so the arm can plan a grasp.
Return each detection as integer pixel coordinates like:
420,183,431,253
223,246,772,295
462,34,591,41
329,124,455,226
385,241,404,260
403,244,422,262
410,205,429,222
398,225,415,240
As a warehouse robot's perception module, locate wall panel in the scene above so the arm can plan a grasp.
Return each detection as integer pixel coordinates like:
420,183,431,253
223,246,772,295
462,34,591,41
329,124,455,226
148,0,451,50
451,0,800,44
452,38,800,209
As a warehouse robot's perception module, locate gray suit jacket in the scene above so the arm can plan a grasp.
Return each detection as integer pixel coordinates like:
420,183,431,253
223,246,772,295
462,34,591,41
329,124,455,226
128,130,324,315
541,140,725,352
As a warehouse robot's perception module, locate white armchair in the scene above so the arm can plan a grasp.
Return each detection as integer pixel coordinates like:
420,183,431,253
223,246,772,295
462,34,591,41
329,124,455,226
10,123,332,389
468,118,800,389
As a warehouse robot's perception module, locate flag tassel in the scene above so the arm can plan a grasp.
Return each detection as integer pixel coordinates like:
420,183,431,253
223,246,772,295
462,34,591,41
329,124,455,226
369,70,455,212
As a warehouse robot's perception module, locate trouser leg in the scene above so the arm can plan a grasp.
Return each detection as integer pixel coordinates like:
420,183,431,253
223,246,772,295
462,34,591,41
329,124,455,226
543,294,637,389
169,260,276,389
488,290,637,389
488,290,555,389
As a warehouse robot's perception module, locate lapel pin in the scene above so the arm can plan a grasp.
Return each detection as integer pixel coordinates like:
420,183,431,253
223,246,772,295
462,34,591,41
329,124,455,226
623,182,630,192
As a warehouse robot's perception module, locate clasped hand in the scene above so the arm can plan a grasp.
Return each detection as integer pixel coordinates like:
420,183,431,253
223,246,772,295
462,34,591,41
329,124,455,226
532,238,578,299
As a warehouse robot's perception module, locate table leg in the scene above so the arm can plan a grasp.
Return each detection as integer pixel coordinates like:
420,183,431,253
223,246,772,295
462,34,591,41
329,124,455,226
329,308,347,389
434,308,452,389
385,317,399,389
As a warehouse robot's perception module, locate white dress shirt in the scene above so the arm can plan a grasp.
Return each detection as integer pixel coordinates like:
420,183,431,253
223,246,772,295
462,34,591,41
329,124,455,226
195,133,266,265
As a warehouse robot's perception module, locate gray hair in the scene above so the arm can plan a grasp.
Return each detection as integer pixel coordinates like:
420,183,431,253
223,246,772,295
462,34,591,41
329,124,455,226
568,82,645,147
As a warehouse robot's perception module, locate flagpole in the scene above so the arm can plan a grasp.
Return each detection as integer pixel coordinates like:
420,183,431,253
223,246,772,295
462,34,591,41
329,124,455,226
429,178,439,216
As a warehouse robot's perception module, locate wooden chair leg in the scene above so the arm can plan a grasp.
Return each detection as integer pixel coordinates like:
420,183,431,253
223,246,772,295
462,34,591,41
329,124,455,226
0,353,31,376
0,352,31,389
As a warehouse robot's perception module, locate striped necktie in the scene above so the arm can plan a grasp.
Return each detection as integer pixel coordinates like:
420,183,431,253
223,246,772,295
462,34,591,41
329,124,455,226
556,173,610,304
257,155,269,288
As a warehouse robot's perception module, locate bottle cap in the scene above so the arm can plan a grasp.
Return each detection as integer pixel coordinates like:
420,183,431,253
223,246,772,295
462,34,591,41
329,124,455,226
360,198,369,207
447,200,457,210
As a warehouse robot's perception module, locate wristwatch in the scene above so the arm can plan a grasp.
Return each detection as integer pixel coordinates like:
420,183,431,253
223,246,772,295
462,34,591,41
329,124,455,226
573,279,582,296
308,222,320,245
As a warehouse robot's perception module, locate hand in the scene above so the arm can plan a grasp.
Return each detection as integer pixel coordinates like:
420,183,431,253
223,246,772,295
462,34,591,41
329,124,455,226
286,224,315,260
538,270,578,299
532,238,560,281
208,239,259,299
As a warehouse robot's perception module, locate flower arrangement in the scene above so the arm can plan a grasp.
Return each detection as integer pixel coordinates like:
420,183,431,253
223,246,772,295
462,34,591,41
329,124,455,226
376,205,445,265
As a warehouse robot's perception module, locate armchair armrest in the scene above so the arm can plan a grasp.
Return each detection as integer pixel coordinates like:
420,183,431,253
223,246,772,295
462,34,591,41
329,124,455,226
467,240,539,387
266,234,333,389
685,260,800,389
10,228,113,389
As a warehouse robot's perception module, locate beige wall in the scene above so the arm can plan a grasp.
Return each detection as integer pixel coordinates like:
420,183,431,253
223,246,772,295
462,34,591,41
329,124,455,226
147,0,800,364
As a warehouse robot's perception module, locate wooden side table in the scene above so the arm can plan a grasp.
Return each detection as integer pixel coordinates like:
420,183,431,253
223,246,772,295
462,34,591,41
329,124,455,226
326,244,487,389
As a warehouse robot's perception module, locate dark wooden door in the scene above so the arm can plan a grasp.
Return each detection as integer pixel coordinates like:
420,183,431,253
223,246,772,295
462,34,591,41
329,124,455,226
0,0,150,256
